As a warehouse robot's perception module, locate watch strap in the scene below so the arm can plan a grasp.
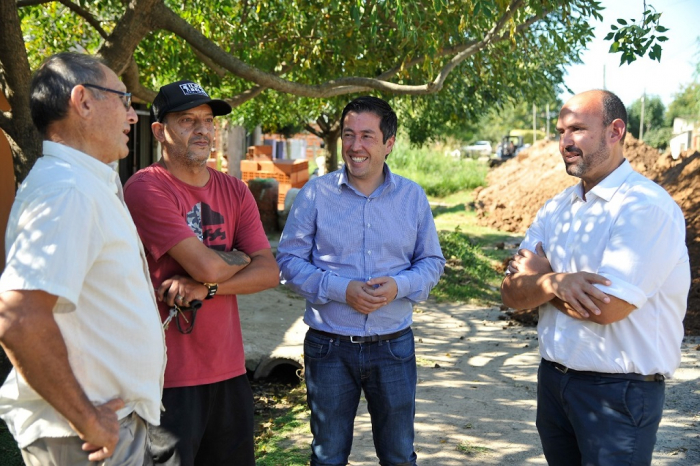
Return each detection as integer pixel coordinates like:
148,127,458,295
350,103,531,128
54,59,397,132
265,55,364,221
203,282,218,300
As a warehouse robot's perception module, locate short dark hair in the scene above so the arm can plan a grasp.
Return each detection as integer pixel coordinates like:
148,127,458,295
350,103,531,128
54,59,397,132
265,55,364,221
30,52,106,137
340,96,397,143
600,90,627,143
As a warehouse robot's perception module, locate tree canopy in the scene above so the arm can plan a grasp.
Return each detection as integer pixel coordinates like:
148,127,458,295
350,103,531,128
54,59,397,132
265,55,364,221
1,0,608,185
627,94,665,140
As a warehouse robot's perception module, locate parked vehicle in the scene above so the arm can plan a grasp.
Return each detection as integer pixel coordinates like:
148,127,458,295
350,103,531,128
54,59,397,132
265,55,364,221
460,140,492,159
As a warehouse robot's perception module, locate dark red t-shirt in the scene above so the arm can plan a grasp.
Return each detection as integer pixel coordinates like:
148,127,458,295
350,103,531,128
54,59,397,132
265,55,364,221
124,164,270,387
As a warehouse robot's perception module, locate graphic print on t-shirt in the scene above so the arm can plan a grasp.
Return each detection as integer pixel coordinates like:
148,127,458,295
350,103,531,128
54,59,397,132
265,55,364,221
186,202,227,250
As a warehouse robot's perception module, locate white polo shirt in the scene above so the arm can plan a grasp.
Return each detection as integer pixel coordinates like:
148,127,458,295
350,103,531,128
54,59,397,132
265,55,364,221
0,141,166,448
520,159,690,378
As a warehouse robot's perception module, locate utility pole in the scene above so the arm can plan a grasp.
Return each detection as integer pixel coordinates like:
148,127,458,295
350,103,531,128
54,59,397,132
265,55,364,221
533,104,537,144
639,91,646,142
603,64,606,89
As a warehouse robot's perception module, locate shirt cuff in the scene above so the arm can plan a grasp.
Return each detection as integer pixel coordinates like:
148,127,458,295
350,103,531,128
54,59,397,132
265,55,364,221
394,274,410,300
326,275,352,303
595,273,647,309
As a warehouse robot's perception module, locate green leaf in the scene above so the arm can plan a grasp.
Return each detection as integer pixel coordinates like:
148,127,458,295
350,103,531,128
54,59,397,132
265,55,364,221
616,18,628,25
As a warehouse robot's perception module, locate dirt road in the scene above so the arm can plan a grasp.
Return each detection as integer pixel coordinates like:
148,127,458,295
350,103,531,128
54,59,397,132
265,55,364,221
240,288,700,465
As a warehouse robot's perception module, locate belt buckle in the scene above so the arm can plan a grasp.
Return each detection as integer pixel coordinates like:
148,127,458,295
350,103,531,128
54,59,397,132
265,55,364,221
349,335,363,344
554,363,569,374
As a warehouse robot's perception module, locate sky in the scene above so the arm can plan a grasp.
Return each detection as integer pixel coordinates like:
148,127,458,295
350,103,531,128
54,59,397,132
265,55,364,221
560,0,699,108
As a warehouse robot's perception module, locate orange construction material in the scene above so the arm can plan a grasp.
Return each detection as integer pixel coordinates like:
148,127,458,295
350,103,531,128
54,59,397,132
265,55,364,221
241,159,308,210
246,145,273,161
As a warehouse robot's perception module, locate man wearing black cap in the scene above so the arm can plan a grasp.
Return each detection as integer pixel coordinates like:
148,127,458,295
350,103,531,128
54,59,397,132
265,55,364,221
124,80,279,465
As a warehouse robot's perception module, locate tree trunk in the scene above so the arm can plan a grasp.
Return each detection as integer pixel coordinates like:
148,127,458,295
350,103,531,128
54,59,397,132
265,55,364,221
0,0,42,188
324,126,341,174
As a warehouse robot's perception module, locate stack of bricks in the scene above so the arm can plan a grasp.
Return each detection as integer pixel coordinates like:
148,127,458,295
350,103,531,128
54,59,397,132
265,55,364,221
240,146,308,210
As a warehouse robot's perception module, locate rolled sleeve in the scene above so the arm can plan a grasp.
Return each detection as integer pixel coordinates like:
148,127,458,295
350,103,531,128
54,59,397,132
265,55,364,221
595,199,686,306
595,275,647,309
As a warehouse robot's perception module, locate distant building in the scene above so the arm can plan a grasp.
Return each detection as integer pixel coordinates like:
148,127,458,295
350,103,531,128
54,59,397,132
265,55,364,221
670,117,700,159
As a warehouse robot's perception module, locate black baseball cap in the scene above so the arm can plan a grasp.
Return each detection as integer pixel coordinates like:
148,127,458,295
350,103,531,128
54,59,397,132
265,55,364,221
150,80,232,122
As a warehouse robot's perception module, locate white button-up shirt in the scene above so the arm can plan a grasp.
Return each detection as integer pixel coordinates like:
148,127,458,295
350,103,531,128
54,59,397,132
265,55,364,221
520,159,690,378
0,141,166,448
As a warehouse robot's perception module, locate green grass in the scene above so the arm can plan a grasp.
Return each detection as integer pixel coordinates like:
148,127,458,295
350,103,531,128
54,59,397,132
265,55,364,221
255,385,311,466
390,140,489,197
431,228,505,304
429,200,520,305
456,441,492,455
386,142,522,304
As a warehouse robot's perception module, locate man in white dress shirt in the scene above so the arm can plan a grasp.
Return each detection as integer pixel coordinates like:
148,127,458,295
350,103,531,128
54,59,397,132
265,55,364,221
0,52,166,465
501,89,690,466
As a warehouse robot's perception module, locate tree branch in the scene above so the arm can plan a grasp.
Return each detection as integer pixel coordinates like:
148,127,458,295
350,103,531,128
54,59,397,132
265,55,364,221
57,0,108,38
17,0,109,38
304,123,323,139
376,5,544,82
155,0,540,97
192,48,227,78
431,0,525,91
227,85,267,108
99,0,164,75
16,0,50,7
121,57,156,103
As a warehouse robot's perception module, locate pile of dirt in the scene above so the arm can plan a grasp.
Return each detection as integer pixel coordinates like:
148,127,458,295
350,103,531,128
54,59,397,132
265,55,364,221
475,137,700,335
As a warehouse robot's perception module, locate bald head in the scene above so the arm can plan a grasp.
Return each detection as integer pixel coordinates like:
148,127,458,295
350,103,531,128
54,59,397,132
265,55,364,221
563,90,627,144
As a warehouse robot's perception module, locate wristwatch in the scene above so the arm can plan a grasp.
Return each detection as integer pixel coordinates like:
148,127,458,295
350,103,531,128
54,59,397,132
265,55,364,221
202,282,218,300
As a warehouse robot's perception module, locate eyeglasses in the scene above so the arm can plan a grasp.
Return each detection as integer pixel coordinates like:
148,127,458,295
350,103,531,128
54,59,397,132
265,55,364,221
81,83,132,110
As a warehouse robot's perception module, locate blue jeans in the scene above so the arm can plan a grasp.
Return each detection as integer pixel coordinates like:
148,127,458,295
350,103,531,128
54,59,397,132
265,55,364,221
537,360,665,466
304,328,418,466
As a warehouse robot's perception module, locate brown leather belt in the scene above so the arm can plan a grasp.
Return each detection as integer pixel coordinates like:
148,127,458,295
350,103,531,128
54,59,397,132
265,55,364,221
308,327,411,344
542,358,664,382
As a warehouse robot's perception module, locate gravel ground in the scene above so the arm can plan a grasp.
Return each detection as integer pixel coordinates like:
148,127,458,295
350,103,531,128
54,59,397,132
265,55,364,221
242,289,700,465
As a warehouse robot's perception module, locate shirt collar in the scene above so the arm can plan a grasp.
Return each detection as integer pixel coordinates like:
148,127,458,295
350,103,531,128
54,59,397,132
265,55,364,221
338,163,396,196
43,141,120,196
571,158,633,203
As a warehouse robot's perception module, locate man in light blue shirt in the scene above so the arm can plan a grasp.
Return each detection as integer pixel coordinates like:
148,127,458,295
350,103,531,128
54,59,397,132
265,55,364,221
277,96,445,466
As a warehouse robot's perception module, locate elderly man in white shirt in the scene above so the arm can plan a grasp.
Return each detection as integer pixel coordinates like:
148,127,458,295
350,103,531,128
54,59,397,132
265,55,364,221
501,90,690,466
0,52,166,465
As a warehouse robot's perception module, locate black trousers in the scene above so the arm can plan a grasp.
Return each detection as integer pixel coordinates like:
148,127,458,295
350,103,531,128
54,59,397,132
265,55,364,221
149,374,255,466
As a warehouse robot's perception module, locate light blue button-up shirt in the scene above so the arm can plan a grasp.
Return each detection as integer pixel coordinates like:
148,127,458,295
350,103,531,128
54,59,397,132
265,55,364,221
277,164,445,336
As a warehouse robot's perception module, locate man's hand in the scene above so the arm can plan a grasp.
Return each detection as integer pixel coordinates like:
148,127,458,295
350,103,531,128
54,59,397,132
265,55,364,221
545,272,611,318
346,281,387,314
508,242,552,275
213,249,251,267
365,277,398,303
74,398,124,461
502,242,612,319
158,275,208,307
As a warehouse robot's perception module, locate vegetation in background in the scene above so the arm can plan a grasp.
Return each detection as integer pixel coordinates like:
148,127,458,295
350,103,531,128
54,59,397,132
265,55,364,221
431,228,504,304
666,82,700,124
627,95,666,140
439,100,561,153
390,138,488,197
